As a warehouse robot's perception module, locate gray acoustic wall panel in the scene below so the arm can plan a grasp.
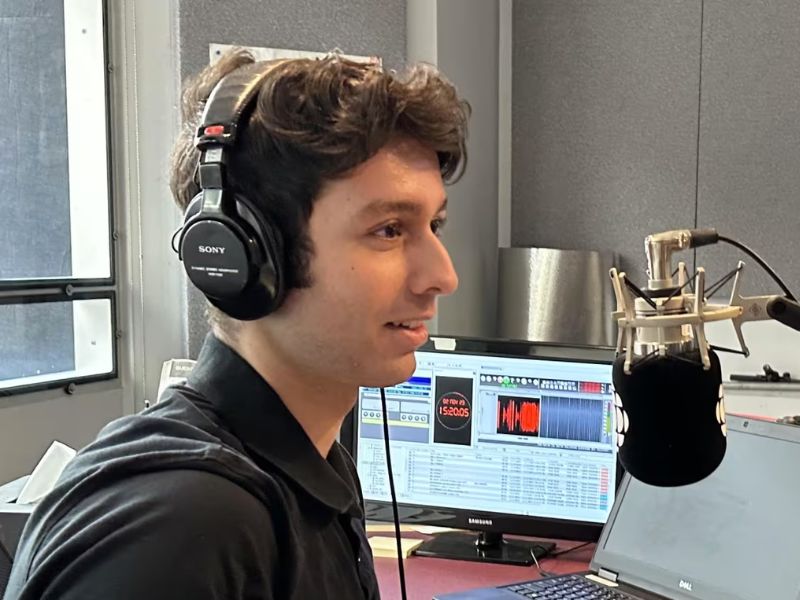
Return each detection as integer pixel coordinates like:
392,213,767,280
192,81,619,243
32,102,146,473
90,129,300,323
696,0,800,298
511,1,703,279
435,0,499,338
177,0,406,356
178,0,406,79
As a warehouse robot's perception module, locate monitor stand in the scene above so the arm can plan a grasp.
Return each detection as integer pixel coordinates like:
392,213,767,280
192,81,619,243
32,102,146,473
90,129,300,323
411,531,556,566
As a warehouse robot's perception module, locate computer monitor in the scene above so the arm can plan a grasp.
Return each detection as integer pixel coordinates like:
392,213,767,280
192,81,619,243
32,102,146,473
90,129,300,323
342,336,621,566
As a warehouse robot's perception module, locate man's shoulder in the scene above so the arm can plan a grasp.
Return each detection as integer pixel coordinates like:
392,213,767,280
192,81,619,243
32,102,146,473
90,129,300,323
49,468,280,550
104,467,276,519
9,469,281,600
97,469,282,556
15,420,290,587
58,388,270,506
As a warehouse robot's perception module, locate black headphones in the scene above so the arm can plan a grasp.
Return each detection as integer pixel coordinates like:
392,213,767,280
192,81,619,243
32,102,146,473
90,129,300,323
176,62,286,320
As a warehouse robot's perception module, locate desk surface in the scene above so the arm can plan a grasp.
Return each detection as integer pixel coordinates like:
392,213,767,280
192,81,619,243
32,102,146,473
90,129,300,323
373,537,594,600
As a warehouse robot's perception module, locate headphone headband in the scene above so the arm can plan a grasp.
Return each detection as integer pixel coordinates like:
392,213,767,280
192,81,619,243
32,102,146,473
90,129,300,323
195,62,276,193
196,61,275,149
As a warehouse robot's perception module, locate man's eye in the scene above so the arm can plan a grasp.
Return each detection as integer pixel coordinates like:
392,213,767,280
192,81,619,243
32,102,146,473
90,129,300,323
431,217,447,237
376,223,402,239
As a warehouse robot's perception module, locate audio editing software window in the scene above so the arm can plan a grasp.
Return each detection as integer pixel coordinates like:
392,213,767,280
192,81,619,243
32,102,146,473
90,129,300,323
356,351,616,524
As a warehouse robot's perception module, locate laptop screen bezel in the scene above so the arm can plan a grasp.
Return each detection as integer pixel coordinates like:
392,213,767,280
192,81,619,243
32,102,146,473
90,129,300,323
589,414,795,600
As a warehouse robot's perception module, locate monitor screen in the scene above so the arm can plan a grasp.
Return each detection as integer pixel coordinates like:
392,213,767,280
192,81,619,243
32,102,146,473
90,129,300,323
349,337,619,541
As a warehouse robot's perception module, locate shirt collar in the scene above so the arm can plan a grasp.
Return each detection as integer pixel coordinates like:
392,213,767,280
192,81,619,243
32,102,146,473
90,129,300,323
187,333,361,517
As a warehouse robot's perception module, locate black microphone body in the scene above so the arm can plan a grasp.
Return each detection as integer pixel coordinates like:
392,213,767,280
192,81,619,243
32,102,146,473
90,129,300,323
612,348,726,487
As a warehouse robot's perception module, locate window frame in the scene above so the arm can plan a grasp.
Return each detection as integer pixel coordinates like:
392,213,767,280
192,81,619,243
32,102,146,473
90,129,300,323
0,0,118,397
0,290,118,396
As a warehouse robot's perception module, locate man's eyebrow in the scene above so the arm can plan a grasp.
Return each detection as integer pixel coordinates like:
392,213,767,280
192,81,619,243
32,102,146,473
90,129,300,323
358,198,448,218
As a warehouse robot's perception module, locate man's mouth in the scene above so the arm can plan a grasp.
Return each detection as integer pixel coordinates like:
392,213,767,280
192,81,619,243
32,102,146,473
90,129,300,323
387,320,424,329
384,319,431,349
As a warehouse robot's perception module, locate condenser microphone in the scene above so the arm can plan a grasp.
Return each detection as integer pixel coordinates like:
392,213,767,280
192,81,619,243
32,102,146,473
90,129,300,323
612,348,726,487
609,228,729,487
610,227,800,487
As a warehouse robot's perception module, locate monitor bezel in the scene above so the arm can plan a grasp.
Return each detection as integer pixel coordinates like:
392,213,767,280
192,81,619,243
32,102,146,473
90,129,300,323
341,335,624,543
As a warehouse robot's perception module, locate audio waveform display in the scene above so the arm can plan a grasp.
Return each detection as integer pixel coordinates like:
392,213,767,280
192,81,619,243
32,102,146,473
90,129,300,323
539,395,604,443
496,396,540,436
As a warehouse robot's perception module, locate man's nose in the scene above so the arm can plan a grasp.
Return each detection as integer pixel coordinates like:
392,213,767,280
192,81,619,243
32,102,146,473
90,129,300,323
410,235,459,297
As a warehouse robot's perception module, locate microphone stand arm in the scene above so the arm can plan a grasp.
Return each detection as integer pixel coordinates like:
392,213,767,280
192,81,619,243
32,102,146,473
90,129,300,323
728,260,800,355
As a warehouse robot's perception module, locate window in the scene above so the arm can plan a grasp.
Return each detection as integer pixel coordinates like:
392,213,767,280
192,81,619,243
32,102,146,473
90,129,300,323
0,0,116,394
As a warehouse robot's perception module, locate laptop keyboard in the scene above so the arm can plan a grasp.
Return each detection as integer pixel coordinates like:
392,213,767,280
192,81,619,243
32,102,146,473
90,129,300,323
502,573,635,599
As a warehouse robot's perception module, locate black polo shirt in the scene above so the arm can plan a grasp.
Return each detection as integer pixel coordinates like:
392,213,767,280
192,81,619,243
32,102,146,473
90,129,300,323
5,334,380,600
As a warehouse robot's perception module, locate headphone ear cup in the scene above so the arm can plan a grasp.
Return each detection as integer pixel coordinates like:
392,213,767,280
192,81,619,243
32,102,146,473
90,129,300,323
206,283,277,321
184,193,204,220
178,191,286,321
180,213,255,300
176,194,204,261
232,194,286,315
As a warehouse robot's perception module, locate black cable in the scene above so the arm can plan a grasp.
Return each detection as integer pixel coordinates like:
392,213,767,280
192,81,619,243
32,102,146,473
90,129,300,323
717,235,797,301
533,540,594,578
548,540,593,558
170,226,183,255
380,387,407,600
529,548,555,578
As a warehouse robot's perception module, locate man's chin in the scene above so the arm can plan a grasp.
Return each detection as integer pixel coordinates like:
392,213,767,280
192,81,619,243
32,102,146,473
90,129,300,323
363,355,417,388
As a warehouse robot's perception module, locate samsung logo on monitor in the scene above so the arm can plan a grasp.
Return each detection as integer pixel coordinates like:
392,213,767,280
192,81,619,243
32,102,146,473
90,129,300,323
468,517,493,526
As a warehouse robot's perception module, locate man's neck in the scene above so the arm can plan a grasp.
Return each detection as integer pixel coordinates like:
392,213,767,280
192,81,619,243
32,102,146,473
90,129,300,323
219,329,357,458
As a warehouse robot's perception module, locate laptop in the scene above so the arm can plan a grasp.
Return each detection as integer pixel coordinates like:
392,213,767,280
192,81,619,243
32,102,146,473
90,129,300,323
0,537,12,598
436,414,800,600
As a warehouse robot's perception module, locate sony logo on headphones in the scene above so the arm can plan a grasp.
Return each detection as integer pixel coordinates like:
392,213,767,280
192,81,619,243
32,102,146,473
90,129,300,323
198,245,226,254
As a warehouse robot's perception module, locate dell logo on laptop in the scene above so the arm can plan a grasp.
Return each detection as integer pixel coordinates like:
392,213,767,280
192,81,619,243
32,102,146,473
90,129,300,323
679,580,693,591
468,517,493,526
198,245,226,254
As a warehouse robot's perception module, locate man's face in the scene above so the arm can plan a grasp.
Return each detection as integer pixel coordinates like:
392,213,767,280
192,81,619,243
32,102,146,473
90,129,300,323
263,137,458,389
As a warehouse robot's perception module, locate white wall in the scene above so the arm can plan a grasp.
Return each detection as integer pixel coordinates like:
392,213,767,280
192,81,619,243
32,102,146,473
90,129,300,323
708,319,800,382
0,384,125,482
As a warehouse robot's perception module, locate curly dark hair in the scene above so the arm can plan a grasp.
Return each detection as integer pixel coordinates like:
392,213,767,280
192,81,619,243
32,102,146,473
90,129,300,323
170,49,470,328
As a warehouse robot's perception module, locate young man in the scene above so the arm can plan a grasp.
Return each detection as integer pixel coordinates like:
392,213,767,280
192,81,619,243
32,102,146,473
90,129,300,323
5,50,469,599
